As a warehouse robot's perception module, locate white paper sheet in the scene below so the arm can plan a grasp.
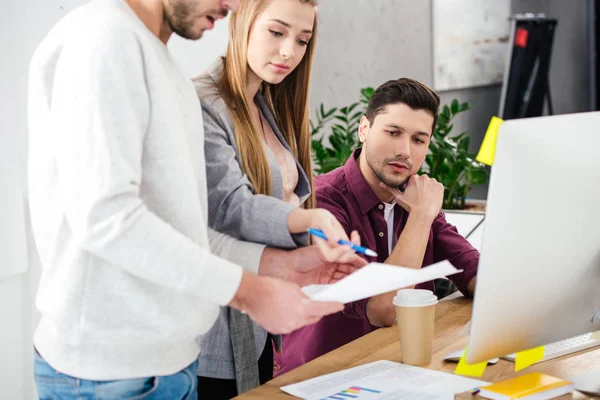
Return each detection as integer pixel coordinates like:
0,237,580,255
281,360,488,400
301,260,461,303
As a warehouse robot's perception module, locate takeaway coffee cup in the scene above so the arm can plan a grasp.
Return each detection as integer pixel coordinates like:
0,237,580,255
393,289,438,366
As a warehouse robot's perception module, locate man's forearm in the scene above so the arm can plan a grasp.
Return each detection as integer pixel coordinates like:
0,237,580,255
366,211,435,327
467,276,477,296
257,247,293,280
388,211,433,270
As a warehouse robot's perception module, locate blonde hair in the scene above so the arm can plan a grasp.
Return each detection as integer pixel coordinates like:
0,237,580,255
220,0,318,209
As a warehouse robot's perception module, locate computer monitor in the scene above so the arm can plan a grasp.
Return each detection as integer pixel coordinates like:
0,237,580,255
465,112,600,387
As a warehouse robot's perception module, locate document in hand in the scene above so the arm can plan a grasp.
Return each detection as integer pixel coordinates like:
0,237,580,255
280,360,488,400
301,260,461,303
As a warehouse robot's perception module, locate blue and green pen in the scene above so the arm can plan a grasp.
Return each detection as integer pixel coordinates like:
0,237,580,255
307,228,378,257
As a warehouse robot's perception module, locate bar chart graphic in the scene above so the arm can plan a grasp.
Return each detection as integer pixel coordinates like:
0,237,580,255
322,386,382,399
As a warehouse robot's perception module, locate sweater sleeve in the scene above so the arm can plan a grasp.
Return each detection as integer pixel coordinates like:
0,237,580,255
432,212,479,296
315,184,370,320
49,27,243,306
208,228,266,275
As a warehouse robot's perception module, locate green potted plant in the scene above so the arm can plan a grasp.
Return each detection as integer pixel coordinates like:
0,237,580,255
310,88,488,210
311,87,373,175
422,99,488,210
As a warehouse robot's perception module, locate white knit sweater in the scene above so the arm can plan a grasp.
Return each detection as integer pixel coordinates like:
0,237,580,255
27,0,263,380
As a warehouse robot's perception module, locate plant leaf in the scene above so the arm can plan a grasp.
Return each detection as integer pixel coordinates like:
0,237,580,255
458,135,470,152
347,103,359,114
470,169,489,185
334,115,348,123
360,87,374,103
350,111,363,121
442,105,451,119
451,99,459,114
332,123,347,132
323,107,337,118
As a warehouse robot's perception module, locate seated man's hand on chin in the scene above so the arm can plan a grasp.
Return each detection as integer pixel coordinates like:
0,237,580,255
289,230,368,287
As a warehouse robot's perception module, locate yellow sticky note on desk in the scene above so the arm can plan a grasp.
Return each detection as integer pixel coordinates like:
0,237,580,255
455,346,487,377
476,116,503,166
515,346,545,372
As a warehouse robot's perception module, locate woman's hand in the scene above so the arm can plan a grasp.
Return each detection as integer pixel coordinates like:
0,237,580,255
287,208,350,253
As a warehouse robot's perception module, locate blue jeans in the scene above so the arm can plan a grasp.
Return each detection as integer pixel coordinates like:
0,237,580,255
34,350,198,400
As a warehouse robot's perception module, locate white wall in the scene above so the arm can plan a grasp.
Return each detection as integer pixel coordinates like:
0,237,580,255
168,20,230,79
1,1,229,398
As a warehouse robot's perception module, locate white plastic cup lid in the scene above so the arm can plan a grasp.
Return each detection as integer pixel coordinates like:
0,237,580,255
393,289,438,307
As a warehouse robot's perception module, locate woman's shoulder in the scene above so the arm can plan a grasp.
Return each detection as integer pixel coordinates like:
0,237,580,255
193,58,228,115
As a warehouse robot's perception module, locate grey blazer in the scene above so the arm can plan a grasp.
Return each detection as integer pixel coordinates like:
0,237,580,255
193,59,311,390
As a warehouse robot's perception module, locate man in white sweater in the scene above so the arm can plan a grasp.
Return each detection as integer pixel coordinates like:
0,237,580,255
28,0,349,398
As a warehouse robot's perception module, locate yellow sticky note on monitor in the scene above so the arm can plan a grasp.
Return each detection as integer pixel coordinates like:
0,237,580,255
476,116,504,166
455,346,487,377
515,346,545,372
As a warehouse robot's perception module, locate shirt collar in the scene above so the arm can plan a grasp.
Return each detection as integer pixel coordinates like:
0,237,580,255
344,148,385,215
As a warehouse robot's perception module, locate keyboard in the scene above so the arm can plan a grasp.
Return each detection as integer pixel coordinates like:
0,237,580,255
502,332,600,364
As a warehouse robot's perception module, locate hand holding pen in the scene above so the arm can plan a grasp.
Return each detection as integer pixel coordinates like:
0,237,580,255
287,208,375,259
308,228,378,257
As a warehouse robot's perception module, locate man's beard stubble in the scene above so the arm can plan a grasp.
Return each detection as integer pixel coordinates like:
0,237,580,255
164,1,229,40
164,0,198,40
366,149,412,189
373,167,409,189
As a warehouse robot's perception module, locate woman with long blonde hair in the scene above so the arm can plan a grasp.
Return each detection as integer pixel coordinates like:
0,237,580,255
194,0,364,398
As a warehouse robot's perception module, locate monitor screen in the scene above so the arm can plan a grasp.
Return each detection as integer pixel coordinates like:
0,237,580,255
466,111,600,365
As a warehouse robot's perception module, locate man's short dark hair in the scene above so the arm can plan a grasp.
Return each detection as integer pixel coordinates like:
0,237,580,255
365,78,440,133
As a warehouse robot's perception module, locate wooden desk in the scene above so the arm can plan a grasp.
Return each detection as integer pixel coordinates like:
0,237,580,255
235,296,600,399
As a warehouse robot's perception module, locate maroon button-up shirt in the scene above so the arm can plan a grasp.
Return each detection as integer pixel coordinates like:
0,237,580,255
274,149,479,376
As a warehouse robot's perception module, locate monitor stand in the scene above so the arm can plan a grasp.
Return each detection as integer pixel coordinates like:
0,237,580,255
570,370,600,396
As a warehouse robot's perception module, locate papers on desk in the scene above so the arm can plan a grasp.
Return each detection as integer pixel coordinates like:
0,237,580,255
281,360,489,400
302,260,461,304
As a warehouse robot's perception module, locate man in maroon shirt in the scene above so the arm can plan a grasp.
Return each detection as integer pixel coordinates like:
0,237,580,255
274,78,479,375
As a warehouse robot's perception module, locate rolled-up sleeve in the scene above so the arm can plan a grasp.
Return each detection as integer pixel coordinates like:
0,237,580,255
208,228,266,275
432,212,479,296
316,185,372,320
342,298,370,320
